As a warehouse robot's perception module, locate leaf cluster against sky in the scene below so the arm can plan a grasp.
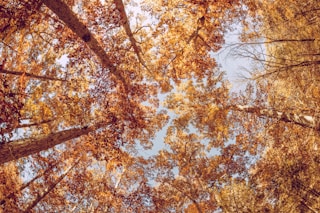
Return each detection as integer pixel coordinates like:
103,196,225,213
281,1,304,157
0,0,320,212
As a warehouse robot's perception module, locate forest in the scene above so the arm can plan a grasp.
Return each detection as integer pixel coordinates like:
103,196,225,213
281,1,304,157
0,0,319,212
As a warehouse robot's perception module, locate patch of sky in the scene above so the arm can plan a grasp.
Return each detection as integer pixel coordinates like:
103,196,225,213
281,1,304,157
212,26,248,92
56,54,69,69
212,24,266,93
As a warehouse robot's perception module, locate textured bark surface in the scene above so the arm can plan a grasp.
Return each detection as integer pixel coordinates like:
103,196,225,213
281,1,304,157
114,0,148,70
231,105,320,131
0,122,104,164
42,0,125,83
0,68,66,81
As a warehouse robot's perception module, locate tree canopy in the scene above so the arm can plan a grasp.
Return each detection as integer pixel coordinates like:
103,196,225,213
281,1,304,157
1,0,320,212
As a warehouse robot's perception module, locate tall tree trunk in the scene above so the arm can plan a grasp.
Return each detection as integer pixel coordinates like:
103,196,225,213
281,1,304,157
42,0,125,84
23,158,80,212
0,160,60,206
2,104,317,164
230,105,320,131
114,0,148,70
0,122,106,164
0,68,66,81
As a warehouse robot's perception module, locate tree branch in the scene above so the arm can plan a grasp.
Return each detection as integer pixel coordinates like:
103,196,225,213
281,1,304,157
23,158,80,212
114,0,150,71
0,68,66,81
0,121,107,164
42,0,126,85
230,105,320,131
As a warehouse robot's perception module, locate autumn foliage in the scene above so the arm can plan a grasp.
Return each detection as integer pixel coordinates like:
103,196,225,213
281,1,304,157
0,0,320,212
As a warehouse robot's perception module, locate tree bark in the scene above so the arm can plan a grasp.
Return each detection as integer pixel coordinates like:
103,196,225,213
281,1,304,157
42,0,125,84
114,0,148,70
0,68,66,81
230,105,320,131
23,158,80,212
0,122,106,164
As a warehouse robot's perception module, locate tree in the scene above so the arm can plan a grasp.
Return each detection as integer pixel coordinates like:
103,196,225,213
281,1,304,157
0,121,106,164
0,74,24,142
0,0,95,141
0,0,165,158
0,0,245,162
0,162,23,212
238,0,320,110
1,0,168,210
220,1,320,212
22,157,80,213
2,0,320,212
249,124,320,212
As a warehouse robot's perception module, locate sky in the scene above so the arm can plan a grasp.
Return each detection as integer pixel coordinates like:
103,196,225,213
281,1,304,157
215,26,252,92
18,0,255,179
136,25,252,158
113,2,256,159
5,1,262,195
